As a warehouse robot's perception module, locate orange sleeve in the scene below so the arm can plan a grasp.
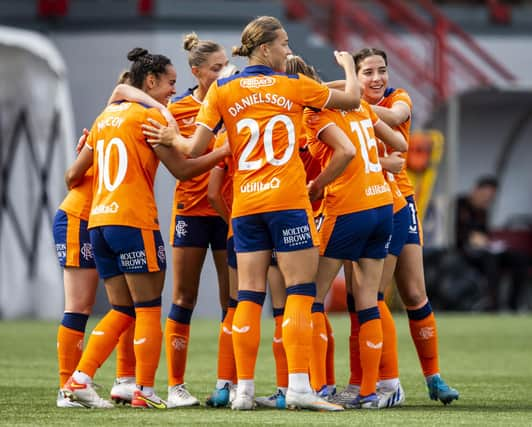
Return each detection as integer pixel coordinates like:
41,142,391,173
214,130,229,168
364,99,380,125
297,74,331,110
59,168,93,220
391,89,412,113
304,108,337,142
196,83,222,131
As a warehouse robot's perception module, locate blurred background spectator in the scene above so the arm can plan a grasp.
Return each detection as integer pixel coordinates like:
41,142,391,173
455,176,530,311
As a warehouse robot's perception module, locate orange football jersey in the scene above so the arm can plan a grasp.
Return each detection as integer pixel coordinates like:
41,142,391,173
59,168,93,220
299,135,323,214
85,101,164,230
377,141,407,214
212,129,234,212
168,88,218,216
196,65,331,218
378,88,414,198
305,100,392,216
212,129,235,238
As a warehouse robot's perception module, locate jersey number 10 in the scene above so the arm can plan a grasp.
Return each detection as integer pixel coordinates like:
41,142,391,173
95,138,128,194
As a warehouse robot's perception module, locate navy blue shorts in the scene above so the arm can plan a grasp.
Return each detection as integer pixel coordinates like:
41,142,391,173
388,205,410,257
89,225,166,278
171,215,228,250
320,204,393,261
53,209,95,268
232,209,318,253
405,195,423,246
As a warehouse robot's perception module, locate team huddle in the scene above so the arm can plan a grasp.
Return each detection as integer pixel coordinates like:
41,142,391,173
53,15,459,411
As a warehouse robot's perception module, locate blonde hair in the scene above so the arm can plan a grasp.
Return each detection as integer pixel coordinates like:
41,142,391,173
232,16,283,57
116,70,131,85
285,55,321,82
183,32,222,68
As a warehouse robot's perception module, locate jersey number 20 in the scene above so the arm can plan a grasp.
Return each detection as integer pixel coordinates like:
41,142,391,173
237,115,296,171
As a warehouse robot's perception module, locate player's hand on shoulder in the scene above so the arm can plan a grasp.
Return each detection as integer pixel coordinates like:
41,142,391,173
142,118,178,148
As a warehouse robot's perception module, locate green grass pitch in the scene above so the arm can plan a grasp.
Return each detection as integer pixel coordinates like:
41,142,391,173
1,313,531,426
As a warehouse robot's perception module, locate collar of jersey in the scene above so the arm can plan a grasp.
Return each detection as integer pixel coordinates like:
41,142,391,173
240,65,276,76
383,87,395,98
112,100,153,109
171,86,197,103
217,65,296,87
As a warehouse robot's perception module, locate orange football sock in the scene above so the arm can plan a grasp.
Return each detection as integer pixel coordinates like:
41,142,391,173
232,300,263,380
134,306,162,387
408,304,439,377
272,312,288,388
283,292,314,374
309,310,327,391
324,313,336,387
359,317,383,397
57,325,84,388
165,318,190,386
116,321,136,378
378,300,399,380
217,306,236,383
77,310,134,378
348,312,362,385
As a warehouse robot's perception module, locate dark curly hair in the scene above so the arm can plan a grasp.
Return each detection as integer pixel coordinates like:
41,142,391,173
126,47,172,89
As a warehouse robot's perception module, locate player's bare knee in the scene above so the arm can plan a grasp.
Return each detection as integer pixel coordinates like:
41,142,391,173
174,295,197,309
400,287,427,307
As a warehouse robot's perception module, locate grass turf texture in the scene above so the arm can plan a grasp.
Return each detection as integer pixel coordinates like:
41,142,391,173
1,314,531,426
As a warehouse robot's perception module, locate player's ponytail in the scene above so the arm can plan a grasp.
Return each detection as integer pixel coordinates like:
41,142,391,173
233,16,283,58
232,44,251,57
183,32,200,52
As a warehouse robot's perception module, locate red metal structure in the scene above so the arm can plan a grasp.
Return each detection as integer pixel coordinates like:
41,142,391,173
283,0,515,118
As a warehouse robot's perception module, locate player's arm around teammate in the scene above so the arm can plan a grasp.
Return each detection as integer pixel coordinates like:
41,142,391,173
142,47,360,158
101,88,230,184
